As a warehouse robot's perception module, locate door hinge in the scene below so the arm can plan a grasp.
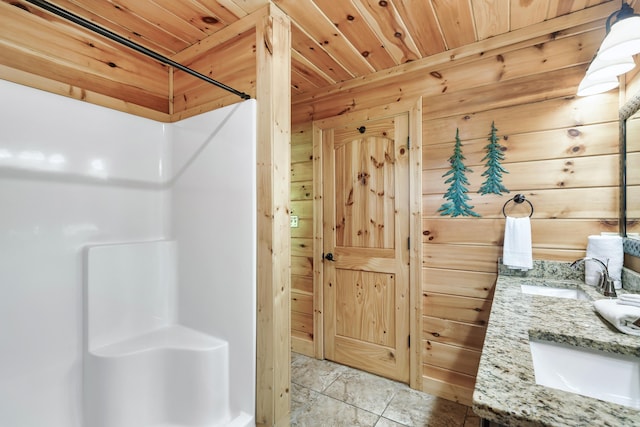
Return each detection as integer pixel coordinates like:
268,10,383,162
407,136,410,149
408,335,411,348
407,237,410,250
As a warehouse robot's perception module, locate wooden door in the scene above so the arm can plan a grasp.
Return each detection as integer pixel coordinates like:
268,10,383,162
322,114,410,383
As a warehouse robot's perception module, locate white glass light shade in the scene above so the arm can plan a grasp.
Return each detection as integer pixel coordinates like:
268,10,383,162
598,16,640,61
586,55,636,81
577,75,619,97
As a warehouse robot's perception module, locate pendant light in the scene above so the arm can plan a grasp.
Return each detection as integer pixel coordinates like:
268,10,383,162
577,74,619,97
585,55,635,81
598,3,640,61
577,2,640,96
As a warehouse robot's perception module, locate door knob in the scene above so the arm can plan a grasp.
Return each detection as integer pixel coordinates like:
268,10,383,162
324,252,335,261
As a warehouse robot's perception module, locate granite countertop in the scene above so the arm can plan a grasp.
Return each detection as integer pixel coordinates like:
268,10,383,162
473,261,640,427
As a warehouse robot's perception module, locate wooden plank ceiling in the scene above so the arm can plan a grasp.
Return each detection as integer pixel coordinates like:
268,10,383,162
0,0,616,110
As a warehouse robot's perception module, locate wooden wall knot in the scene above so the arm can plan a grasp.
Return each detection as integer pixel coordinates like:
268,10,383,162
357,171,370,185
346,188,354,206
371,155,384,168
202,16,219,24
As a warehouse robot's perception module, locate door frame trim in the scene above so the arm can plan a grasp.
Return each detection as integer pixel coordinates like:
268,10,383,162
311,98,423,389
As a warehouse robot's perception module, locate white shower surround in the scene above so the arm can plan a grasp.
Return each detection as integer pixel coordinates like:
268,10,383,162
0,79,256,427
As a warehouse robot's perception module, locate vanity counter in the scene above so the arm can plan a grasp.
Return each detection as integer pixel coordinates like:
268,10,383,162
472,263,640,426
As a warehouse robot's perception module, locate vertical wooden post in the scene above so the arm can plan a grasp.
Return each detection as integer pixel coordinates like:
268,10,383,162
408,98,423,390
312,123,324,359
255,4,291,427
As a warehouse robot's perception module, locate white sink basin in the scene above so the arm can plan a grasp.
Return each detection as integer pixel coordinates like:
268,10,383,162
521,284,589,300
529,338,640,409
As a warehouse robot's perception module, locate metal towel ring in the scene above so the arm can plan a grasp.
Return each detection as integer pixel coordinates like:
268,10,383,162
502,194,534,217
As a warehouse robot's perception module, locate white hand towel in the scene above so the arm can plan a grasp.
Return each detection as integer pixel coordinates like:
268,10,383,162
619,299,640,308
593,299,640,336
503,216,533,271
619,294,640,301
618,294,640,308
586,235,623,289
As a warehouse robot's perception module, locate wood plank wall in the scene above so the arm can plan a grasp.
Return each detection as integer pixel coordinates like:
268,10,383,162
170,8,266,120
0,0,262,122
421,89,621,404
0,0,170,118
290,6,640,406
291,122,315,356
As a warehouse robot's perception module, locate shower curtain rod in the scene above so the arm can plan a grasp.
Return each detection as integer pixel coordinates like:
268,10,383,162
23,0,251,100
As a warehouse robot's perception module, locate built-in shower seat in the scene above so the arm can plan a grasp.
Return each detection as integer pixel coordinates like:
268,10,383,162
84,241,234,427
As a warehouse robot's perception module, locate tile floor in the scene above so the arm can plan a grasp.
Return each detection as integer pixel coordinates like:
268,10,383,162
291,352,482,427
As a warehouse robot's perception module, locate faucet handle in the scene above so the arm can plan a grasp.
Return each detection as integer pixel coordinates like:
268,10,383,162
602,277,617,298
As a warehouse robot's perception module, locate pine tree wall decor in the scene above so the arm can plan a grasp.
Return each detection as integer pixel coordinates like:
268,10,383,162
437,128,481,217
479,121,510,195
